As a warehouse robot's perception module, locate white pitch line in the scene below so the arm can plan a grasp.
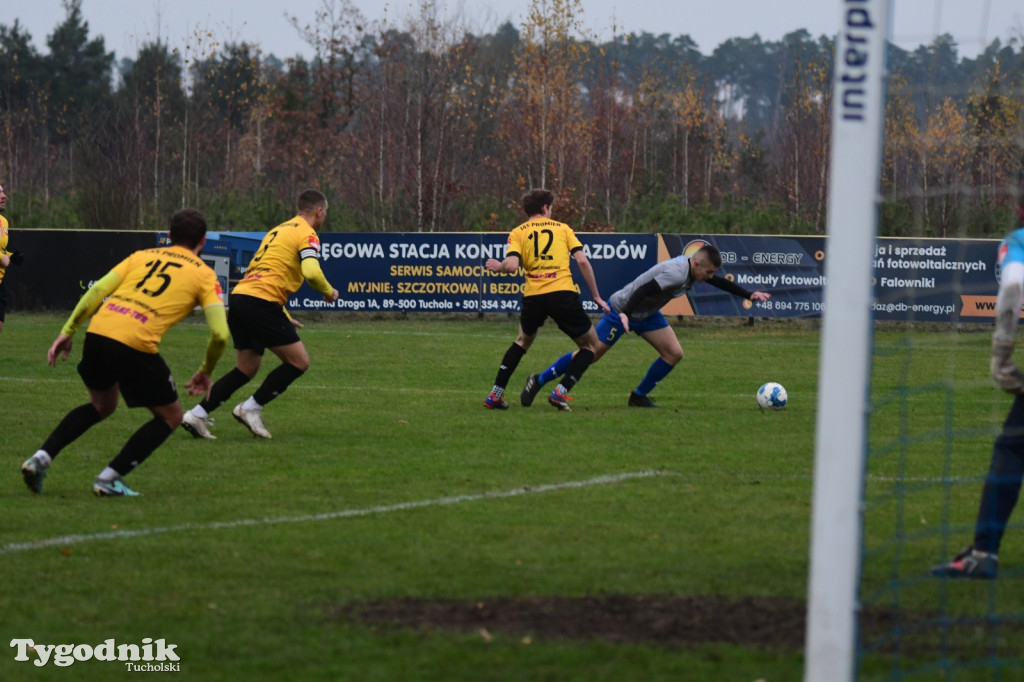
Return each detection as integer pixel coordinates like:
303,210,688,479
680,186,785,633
867,475,980,484
1,470,669,556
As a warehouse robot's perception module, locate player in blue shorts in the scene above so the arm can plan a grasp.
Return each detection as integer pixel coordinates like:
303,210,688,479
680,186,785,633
520,244,770,408
931,198,1024,579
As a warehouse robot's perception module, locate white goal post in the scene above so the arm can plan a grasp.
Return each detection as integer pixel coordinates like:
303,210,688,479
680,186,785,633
805,1,890,681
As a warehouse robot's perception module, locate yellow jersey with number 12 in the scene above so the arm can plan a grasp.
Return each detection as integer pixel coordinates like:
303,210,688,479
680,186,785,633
505,218,583,297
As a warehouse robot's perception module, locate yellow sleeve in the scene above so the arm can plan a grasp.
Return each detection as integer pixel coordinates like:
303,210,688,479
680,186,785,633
300,257,334,296
198,304,229,376
60,271,123,337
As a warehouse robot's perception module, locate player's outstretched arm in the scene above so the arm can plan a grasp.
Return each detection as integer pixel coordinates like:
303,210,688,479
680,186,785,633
300,257,338,302
49,271,123,367
47,334,73,367
706,274,769,301
485,253,520,274
283,307,305,328
198,303,229,375
185,370,213,398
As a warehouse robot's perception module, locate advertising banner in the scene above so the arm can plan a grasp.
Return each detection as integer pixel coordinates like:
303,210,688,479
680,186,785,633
215,232,659,316
660,234,997,322
872,239,995,321
659,234,829,318
9,229,999,323
202,231,1003,324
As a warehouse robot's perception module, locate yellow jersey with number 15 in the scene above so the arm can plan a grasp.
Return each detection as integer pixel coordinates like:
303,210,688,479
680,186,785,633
86,245,224,354
505,218,583,297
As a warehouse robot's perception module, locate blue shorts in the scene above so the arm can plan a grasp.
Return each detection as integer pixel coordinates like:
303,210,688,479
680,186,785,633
594,309,669,347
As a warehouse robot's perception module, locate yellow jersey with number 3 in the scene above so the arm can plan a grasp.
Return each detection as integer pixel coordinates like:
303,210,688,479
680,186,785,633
86,245,224,353
506,218,583,297
233,216,322,304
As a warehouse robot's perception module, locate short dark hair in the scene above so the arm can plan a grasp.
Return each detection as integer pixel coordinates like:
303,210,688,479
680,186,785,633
522,189,554,217
696,244,722,268
169,208,208,249
297,189,328,213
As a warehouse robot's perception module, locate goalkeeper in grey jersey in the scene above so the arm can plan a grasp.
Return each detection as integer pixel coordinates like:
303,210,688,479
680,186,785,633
930,197,1024,579
520,243,771,408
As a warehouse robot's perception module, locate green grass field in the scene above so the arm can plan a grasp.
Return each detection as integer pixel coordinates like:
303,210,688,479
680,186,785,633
1,313,1020,681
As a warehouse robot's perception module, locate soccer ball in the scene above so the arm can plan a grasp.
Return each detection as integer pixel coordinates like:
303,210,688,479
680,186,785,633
757,382,787,410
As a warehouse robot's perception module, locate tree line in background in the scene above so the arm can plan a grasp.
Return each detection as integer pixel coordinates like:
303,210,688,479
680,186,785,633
1,0,1022,237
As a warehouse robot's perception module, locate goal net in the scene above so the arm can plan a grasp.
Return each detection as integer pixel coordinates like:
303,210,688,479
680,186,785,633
807,1,1024,680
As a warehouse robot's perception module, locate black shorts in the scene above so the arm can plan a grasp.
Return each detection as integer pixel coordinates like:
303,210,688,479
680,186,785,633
228,293,300,354
520,290,593,339
0,280,7,323
77,333,178,408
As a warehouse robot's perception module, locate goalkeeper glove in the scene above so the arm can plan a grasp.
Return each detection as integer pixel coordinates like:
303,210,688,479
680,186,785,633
992,338,1024,394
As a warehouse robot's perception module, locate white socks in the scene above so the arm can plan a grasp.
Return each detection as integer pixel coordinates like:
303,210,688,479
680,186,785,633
97,467,119,482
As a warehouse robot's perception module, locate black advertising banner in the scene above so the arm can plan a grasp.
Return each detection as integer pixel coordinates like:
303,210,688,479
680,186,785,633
7,230,155,311
187,231,1003,323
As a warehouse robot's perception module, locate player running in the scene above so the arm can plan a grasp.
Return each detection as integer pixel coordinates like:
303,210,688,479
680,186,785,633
181,189,339,439
521,244,770,408
21,209,228,496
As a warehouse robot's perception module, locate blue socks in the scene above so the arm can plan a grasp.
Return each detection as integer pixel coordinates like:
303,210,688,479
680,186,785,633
539,352,574,386
635,358,675,396
541,354,677,396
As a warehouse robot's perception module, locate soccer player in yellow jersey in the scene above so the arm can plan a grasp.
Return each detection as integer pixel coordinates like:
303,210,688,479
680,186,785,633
181,189,339,439
0,182,26,334
483,188,609,411
20,209,229,497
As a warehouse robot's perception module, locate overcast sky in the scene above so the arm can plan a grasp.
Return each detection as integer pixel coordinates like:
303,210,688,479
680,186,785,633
8,0,1024,62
